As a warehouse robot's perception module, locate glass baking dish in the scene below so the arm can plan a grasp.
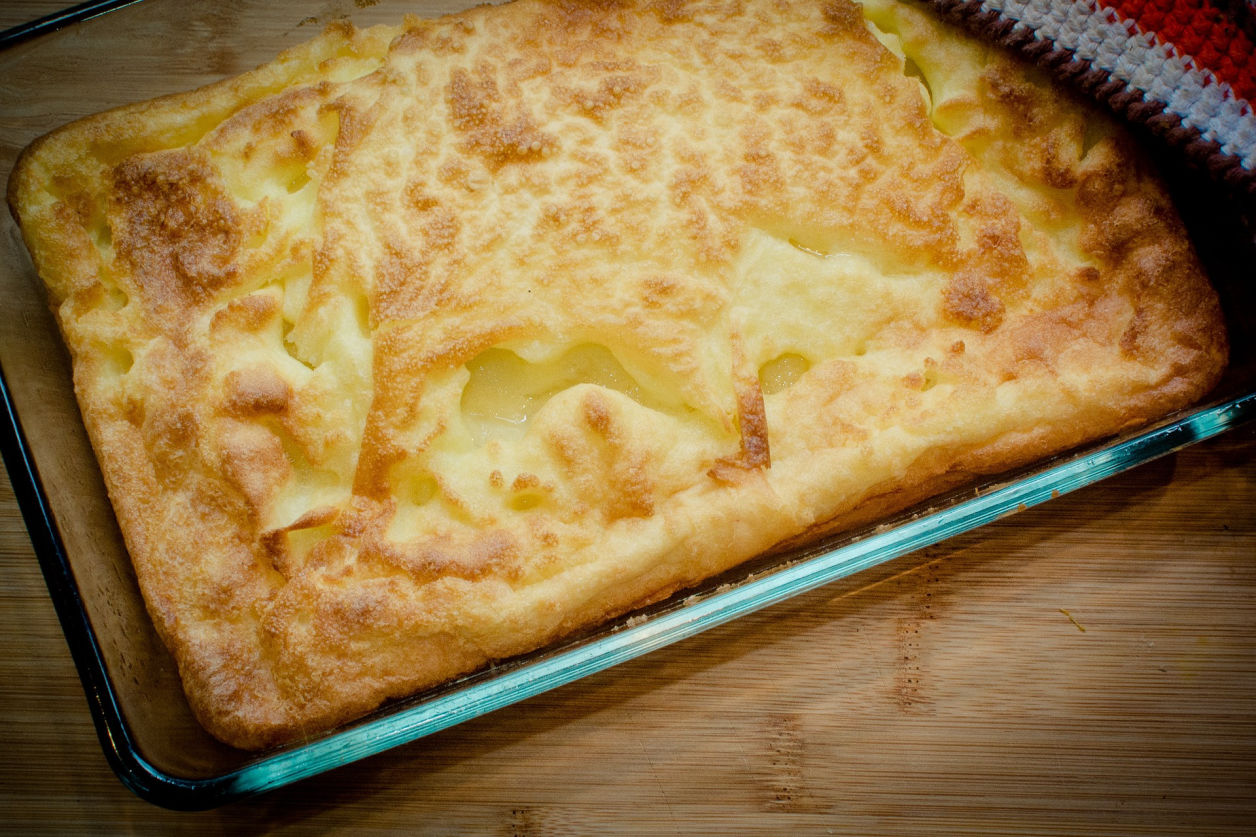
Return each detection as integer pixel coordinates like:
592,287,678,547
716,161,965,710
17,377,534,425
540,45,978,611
1,0,1253,810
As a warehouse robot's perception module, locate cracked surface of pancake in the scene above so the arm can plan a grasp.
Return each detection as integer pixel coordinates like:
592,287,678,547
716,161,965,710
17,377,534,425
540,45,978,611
8,0,1226,748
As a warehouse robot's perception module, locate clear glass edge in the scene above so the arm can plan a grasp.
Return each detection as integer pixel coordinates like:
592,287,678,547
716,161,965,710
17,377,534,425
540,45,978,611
151,389,1249,802
3,0,1254,809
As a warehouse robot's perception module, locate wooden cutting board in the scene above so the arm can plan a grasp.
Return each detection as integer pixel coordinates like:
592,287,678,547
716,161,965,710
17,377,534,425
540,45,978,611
0,2,1252,832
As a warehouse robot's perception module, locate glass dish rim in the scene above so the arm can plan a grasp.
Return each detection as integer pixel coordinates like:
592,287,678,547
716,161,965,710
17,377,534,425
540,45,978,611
2,0,1254,812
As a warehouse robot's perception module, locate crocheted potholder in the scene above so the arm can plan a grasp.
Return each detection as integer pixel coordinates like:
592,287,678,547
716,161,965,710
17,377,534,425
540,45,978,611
926,0,1256,197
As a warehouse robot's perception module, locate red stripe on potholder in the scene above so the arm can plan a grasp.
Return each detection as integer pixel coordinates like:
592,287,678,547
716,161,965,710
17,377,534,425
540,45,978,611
1101,0,1256,103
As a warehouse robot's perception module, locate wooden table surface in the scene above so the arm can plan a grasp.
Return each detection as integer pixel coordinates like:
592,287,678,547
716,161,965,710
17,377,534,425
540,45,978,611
5,414,1254,835
1,2,1254,833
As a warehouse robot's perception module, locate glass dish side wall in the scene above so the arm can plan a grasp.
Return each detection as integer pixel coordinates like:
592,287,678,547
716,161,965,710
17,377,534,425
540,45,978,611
0,0,1251,808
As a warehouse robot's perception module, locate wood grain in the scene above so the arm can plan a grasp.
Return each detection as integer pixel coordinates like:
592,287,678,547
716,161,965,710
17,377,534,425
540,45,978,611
0,2,1253,832
2,422,1252,833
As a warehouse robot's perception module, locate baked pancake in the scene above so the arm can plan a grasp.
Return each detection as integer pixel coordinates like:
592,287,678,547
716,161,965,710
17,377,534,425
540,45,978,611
8,0,1227,749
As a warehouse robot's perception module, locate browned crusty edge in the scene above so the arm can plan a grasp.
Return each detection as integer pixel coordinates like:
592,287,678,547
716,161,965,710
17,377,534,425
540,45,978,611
8,0,1226,749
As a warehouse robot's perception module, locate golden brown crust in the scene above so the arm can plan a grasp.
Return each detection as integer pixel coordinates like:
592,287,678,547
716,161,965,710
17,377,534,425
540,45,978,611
8,0,1226,749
